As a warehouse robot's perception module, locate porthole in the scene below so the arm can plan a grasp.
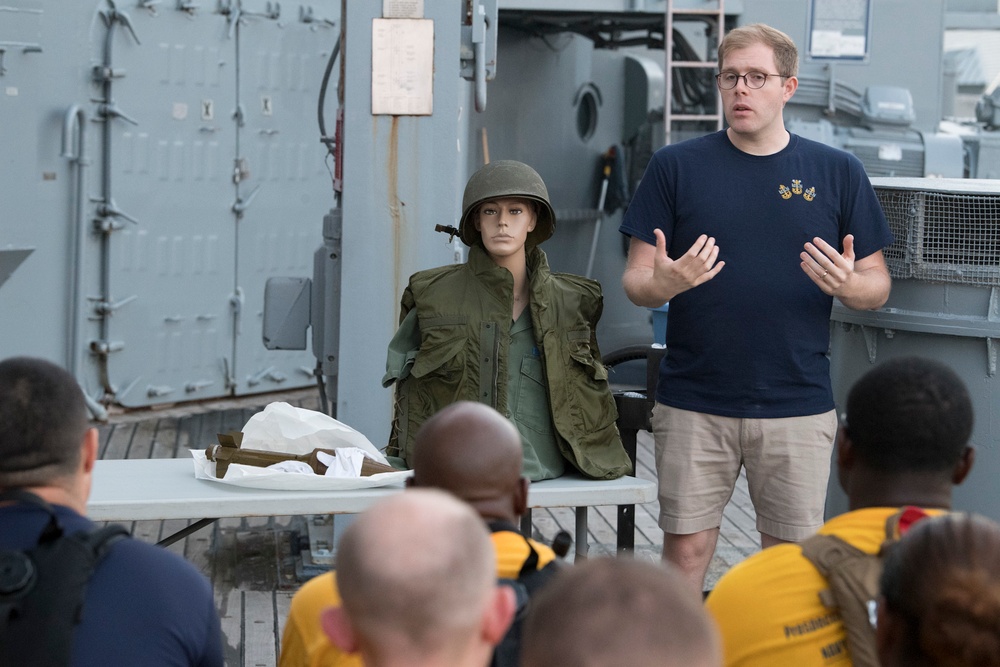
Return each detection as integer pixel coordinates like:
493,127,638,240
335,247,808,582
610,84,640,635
575,86,601,142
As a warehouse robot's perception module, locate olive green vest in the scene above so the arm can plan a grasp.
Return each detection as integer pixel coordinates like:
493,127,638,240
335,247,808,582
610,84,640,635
383,246,631,480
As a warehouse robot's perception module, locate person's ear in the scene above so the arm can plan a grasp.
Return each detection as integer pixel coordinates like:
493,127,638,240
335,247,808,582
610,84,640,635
481,584,517,646
835,426,854,492
81,428,99,475
835,426,852,466
782,75,798,104
952,446,975,486
321,606,359,654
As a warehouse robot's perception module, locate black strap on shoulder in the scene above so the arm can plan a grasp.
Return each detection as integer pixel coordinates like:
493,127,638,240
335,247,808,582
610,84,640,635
486,520,541,577
487,521,561,667
0,489,64,545
0,490,130,667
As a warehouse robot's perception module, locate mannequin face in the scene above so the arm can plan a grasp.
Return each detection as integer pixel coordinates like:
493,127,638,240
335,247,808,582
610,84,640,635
474,198,537,262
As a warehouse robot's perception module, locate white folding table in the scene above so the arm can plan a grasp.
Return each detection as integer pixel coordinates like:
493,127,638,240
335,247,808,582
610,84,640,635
87,458,656,557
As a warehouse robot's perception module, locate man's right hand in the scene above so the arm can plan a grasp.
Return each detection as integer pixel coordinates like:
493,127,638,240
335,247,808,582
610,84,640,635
623,230,724,308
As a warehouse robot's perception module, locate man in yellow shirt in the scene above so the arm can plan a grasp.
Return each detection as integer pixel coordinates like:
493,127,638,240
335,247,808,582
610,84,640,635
279,401,559,667
706,357,976,666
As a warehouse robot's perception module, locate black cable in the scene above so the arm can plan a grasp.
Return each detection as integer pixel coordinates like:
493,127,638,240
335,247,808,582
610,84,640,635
317,35,340,155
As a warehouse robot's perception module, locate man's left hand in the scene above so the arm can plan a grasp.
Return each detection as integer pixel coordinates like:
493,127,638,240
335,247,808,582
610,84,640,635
800,234,854,296
800,234,891,310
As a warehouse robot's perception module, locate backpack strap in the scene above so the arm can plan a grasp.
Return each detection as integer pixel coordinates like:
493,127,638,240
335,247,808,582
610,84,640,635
0,490,130,667
800,534,872,612
800,507,932,667
0,489,65,546
487,521,561,667
801,533,882,667
486,520,540,576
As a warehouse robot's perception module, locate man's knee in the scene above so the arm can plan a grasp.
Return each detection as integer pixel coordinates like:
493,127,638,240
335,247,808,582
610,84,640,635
663,529,719,565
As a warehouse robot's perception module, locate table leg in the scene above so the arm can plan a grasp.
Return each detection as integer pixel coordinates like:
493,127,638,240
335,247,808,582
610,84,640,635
575,506,588,559
156,517,217,547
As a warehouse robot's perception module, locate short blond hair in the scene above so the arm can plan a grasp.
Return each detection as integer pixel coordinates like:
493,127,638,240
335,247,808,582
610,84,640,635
335,489,496,656
522,558,722,667
719,23,799,78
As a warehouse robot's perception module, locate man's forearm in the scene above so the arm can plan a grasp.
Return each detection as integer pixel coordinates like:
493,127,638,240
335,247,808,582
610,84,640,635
622,266,675,308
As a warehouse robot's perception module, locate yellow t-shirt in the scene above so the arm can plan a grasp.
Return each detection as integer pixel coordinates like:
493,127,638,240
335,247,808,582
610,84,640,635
705,507,943,667
279,571,356,667
278,530,556,667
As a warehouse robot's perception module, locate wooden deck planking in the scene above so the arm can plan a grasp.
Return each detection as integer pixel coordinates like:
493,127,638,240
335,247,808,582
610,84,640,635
245,590,279,667
93,389,760,667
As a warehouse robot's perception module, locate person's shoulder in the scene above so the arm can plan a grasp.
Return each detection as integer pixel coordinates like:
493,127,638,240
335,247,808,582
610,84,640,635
790,133,864,165
538,273,604,317
653,130,726,159
708,542,812,605
405,262,471,297
545,271,602,294
409,262,465,283
534,253,598,292
491,530,558,578
103,535,212,592
287,571,340,629
291,571,341,610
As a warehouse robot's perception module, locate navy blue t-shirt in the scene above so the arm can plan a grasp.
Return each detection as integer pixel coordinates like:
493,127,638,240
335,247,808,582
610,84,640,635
620,131,893,418
2,504,224,667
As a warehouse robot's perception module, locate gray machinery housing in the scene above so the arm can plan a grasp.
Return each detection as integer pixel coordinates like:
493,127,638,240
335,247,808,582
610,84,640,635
827,178,1000,521
1,1,337,412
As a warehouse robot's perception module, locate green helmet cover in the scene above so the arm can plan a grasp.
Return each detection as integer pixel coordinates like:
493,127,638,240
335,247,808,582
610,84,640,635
459,160,555,248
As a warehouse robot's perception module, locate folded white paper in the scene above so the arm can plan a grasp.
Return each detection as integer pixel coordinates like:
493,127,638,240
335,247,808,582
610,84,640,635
190,402,411,490
241,401,390,465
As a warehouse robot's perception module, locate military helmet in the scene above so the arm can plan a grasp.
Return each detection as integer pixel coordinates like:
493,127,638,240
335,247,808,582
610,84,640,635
459,160,555,248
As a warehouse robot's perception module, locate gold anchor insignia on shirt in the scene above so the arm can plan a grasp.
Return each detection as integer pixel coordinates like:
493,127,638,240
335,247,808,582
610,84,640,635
778,184,792,199
791,179,803,195
803,186,817,202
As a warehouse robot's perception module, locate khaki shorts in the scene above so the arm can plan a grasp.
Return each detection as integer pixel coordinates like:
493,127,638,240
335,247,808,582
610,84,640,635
652,403,837,541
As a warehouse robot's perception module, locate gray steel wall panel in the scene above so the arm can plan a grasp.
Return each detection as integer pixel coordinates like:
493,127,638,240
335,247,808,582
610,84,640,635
1,1,336,411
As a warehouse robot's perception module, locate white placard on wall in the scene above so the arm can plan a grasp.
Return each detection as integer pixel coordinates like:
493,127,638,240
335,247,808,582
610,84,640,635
371,18,434,116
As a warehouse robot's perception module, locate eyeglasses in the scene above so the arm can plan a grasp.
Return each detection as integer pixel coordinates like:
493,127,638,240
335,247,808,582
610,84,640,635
716,71,788,90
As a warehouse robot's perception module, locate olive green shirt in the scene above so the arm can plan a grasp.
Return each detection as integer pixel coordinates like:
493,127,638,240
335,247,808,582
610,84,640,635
508,308,565,481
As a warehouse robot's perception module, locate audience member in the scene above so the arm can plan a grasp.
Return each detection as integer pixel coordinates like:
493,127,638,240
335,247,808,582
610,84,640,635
706,356,975,666
320,489,515,667
0,356,223,666
280,401,559,667
521,557,722,667
877,512,1000,667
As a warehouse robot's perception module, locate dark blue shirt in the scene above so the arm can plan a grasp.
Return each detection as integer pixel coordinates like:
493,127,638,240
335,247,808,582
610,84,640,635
2,503,224,667
620,131,894,418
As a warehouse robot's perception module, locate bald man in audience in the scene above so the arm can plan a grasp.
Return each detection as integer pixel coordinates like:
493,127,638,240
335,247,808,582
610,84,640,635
320,489,515,667
279,402,559,667
521,557,723,667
